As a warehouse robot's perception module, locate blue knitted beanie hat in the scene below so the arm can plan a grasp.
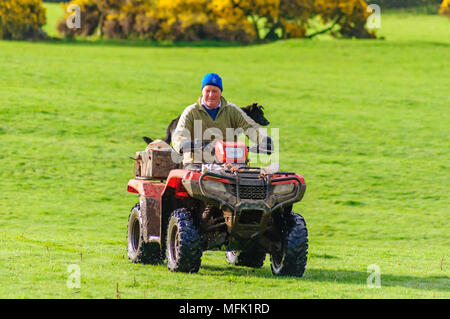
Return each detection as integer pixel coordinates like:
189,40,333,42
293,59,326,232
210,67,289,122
201,73,223,92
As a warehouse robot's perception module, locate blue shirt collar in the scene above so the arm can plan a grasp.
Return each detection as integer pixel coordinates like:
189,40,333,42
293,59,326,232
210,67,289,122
201,98,221,110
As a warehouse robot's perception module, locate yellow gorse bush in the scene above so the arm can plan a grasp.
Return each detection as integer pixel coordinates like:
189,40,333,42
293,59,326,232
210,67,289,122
0,0,46,40
58,0,101,36
439,0,450,18
58,0,375,42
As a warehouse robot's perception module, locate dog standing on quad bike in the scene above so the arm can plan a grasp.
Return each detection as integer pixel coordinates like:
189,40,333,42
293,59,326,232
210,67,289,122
126,73,308,276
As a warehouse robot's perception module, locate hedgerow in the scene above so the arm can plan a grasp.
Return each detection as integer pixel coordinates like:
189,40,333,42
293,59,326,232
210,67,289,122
57,0,377,42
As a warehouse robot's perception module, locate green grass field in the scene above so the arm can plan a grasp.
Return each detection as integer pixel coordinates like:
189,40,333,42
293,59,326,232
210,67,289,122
0,5,449,298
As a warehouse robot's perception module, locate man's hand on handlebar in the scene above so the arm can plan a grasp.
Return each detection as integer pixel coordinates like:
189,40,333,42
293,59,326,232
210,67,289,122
248,136,274,155
179,138,211,153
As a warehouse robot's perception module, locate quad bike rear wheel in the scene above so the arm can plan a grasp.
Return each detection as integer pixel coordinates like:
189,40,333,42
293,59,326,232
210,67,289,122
225,250,266,268
127,203,162,264
270,212,308,277
166,208,203,273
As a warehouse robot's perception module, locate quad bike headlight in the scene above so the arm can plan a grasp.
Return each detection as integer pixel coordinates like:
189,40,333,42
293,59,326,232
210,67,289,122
273,183,295,195
203,179,227,193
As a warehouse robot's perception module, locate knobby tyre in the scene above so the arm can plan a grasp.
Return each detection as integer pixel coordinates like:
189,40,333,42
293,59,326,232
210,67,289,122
270,212,308,277
127,203,162,265
166,208,203,273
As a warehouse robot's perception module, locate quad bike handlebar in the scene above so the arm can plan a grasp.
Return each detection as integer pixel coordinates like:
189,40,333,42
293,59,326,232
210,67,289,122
179,137,274,155
179,138,212,153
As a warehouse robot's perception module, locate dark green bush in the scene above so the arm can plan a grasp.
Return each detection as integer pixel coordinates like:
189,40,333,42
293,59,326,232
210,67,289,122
376,0,441,7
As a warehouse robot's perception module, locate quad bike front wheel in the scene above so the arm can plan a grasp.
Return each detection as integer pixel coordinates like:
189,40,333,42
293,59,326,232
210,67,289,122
226,250,266,268
270,212,308,277
127,203,162,264
166,208,203,273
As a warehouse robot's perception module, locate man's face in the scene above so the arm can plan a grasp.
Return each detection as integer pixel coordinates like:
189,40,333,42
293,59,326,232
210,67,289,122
202,85,222,109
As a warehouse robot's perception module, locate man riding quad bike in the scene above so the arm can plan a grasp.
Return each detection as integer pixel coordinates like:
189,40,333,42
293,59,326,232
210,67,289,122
126,73,308,276
126,138,308,277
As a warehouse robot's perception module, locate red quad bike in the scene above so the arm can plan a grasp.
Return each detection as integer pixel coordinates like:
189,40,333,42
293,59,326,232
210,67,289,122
126,140,308,276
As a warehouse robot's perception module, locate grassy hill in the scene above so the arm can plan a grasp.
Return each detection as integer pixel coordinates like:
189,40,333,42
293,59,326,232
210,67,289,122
0,6,448,298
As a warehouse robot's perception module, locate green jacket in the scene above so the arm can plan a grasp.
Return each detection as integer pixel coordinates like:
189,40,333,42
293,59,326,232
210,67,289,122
173,96,267,164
